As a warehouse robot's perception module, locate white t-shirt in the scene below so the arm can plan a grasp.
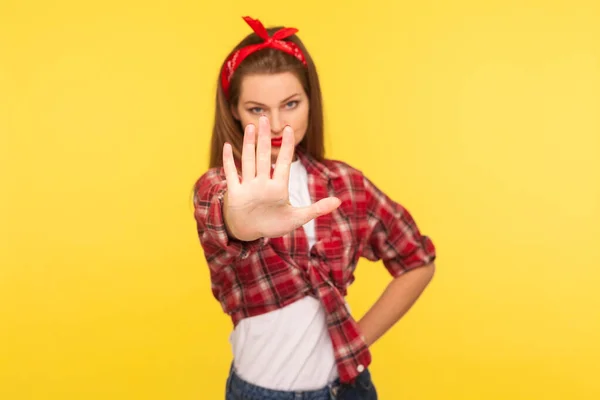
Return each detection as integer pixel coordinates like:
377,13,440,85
228,160,339,390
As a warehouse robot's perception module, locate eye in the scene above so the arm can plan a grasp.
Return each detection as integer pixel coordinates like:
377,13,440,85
248,107,264,114
284,100,299,109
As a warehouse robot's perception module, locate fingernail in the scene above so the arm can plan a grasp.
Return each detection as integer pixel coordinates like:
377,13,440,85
247,124,255,133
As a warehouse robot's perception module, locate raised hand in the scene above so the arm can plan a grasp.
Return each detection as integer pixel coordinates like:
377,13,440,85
222,116,341,241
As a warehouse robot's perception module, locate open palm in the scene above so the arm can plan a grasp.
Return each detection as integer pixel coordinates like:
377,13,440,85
222,116,340,242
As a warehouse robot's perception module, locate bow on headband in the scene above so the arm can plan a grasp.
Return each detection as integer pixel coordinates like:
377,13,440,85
220,16,308,98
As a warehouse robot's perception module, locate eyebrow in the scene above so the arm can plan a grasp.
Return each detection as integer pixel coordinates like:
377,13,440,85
244,93,300,107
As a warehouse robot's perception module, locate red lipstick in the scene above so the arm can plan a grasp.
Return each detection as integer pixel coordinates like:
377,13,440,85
271,137,283,147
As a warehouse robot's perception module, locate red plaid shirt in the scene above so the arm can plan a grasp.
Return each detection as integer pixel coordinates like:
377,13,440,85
193,148,436,383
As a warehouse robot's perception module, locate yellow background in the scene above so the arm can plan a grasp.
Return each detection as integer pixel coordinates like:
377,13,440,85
2,0,599,398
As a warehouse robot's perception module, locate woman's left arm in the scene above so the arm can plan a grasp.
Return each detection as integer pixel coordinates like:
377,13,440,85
357,262,435,347
357,175,437,347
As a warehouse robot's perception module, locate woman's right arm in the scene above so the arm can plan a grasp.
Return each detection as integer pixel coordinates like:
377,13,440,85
193,169,266,266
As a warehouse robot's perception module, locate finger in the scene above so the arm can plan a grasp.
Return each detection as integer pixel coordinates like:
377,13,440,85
290,197,341,228
222,142,240,190
256,115,272,178
272,125,295,182
241,124,256,182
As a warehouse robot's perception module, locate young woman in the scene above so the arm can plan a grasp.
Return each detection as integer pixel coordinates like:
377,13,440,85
193,16,437,400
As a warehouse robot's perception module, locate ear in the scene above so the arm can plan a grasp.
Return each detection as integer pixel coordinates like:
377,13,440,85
230,104,240,121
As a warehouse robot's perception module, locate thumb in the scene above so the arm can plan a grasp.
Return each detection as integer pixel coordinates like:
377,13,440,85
313,196,342,216
290,197,341,228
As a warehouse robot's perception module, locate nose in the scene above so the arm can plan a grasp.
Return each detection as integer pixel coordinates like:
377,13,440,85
269,111,285,135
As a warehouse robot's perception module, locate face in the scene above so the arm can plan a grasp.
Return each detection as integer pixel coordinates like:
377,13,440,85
232,72,309,163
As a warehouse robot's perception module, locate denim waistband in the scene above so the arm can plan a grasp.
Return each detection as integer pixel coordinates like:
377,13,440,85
226,364,374,400
226,364,340,399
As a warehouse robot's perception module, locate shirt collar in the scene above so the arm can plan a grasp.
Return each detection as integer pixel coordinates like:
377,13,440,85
295,146,339,181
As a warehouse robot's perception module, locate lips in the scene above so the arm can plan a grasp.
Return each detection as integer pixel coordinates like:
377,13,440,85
271,137,283,147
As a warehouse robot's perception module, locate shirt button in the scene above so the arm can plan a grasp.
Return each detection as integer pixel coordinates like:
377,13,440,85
357,364,365,373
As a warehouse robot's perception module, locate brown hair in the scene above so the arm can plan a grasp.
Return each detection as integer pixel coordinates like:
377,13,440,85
208,26,325,169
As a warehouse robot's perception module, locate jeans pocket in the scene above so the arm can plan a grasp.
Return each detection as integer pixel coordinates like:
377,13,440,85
336,371,377,400
225,366,241,400
225,383,243,400
357,377,373,392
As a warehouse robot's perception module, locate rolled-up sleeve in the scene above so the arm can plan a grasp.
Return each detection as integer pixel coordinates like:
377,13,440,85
193,169,266,266
360,176,436,277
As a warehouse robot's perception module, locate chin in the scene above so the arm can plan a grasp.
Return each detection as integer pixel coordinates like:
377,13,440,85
270,148,280,162
270,144,299,163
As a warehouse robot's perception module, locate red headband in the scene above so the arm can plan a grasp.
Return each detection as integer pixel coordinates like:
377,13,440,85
220,16,308,98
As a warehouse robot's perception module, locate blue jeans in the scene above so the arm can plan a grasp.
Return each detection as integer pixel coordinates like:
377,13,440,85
225,364,378,400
